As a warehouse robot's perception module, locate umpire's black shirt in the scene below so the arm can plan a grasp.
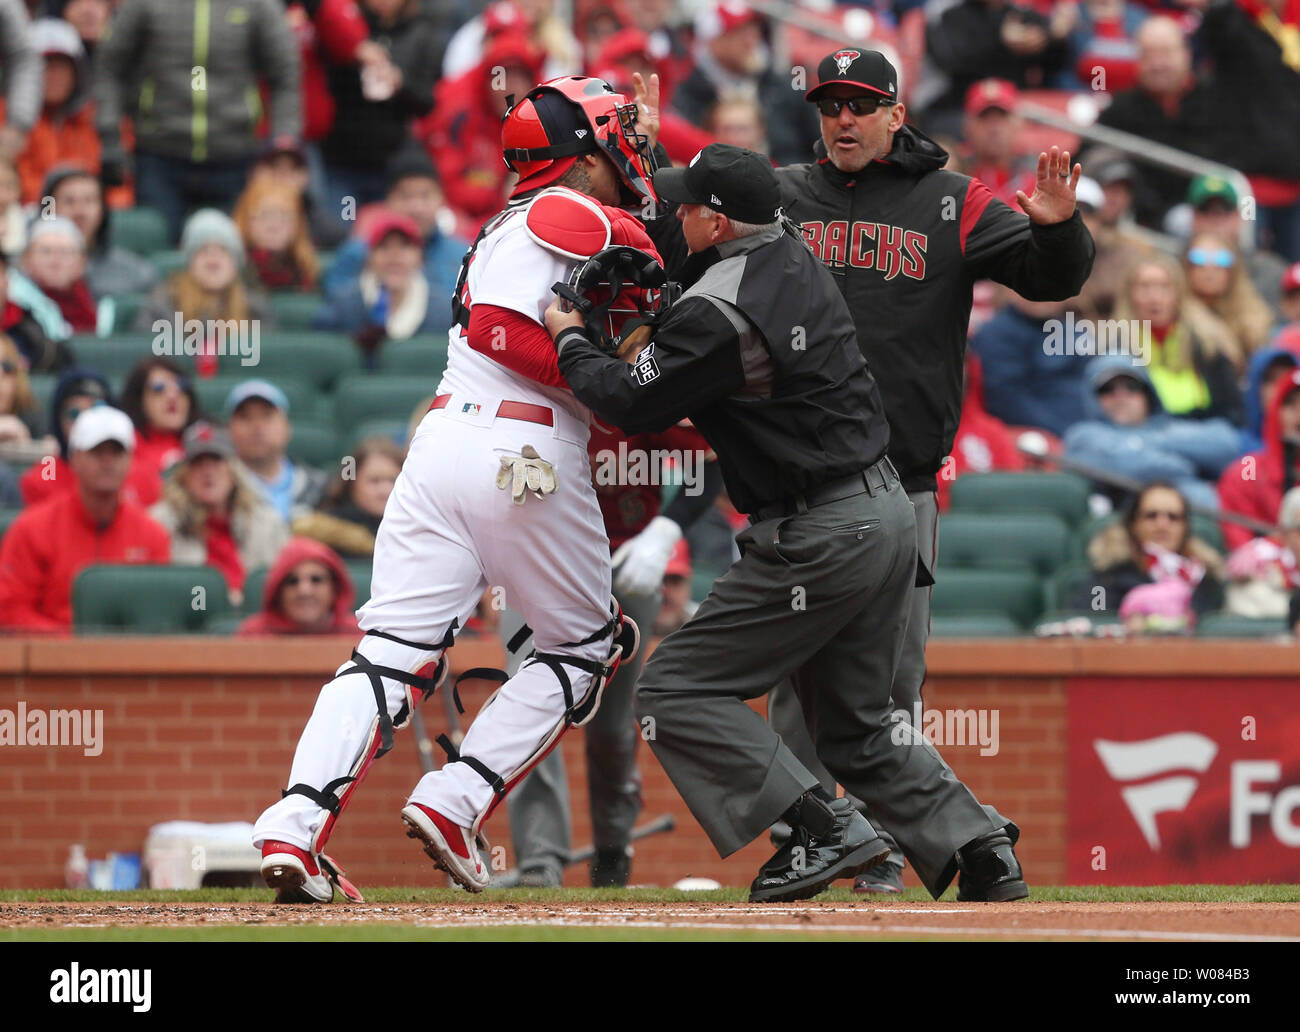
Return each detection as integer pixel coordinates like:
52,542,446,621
556,224,890,517
776,125,1095,494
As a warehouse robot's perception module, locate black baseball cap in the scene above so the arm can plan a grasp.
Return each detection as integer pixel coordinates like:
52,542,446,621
806,47,898,103
653,144,781,224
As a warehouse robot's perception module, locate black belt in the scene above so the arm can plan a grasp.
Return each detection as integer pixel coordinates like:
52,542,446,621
750,456,898,523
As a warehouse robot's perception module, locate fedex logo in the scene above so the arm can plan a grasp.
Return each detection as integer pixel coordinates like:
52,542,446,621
1095,734,1300,850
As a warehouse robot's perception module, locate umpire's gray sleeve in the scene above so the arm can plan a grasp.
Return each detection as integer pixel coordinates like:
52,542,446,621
0,0,40,132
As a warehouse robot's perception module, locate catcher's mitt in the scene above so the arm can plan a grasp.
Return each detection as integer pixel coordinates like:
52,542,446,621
552,245,680,359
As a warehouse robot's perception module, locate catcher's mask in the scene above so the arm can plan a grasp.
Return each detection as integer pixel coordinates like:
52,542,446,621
502,76,658,206
552,245,680,357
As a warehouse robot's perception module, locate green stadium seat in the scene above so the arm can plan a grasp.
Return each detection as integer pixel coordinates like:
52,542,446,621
27,373,57,414
930,567,1043,628
192,375,316,421
241,567,271,616
149,250,187,277
111,207,170,256
1189,512,1225,554
376,335,450,377
929,613,1023,637
286,420,345,469
72,564,231,632
333,373,436,434
269,292,324,330
65,333,156,381
251,332,360,391
937,512,1070,576
1195,613,1288,638
350,418,406,446
205,614,245,635
102,292,149,333
949,472,1092,528
343,559,372,608
1042,559,1096,612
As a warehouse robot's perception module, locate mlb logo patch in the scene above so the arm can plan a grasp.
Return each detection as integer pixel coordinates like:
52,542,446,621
461,403,482,415
633,345,660,386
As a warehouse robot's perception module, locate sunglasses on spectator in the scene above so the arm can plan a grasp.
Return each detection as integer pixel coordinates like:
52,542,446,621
147,376,189,394
1187,247,1235,268
815,96,894,117
1138,509,1186,522
284,573,330,587
62,401,104,422
0,360,17,375
1097,378,1143,395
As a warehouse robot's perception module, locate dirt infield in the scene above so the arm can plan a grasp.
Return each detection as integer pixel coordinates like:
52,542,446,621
4,899,1298,940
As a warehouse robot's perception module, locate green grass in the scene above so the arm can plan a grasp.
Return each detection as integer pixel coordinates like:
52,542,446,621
4,884,1300,905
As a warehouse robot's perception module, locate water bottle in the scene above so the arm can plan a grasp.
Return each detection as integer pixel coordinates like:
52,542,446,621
65,844,89,889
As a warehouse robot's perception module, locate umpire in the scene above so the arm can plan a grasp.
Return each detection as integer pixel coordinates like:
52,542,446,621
543,144,1025,903
769,48,1095,893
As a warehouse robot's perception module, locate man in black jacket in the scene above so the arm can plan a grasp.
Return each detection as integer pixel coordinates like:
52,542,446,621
545,144,1026,904
772,47,1094,893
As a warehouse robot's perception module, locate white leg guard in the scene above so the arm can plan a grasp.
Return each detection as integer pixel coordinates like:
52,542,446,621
411,601,639,838
252,627,452,856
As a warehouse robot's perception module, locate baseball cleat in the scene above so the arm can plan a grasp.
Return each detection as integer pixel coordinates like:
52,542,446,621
261,840,334,904
401,802,491,892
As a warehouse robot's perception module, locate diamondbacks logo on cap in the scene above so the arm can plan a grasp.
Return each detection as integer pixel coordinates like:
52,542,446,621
833,49,861,76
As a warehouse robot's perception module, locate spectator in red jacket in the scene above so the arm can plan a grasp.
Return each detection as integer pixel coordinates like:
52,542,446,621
961,79,1036,209
237,536,360,635
423,31,545,231
937,351,1026,510
20,217,97,331
0,404,170,631
1218,367,1300,550
119,357,200,504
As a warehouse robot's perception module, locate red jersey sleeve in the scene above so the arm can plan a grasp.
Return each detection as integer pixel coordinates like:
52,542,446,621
467,304,569,390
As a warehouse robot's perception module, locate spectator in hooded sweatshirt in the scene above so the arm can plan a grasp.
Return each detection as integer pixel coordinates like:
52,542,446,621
421,29,545,233
0,404,170,631
969,288,1091,437
318,0,438,215
5,19,99,205
936,351,1026,511
93,0,301,243
237,536,360,635
1241,342,1300,453
149,421,288,606
1065,355,1244,511
321,150,467,301
20,217,98,333
671,2,816,167
1218,367,1300,550
42,165,157,296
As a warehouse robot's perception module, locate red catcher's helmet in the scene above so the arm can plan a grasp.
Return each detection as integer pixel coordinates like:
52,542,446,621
501,76,658,205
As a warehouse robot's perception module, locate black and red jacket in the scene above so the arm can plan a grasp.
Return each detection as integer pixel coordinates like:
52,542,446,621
775,125,1095,493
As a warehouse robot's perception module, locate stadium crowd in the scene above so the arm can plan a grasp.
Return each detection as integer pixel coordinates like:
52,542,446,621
0,0,1298,640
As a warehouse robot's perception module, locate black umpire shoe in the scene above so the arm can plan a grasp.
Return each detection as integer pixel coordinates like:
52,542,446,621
590,847,631,888
749,796,891,903
956,827,1029,901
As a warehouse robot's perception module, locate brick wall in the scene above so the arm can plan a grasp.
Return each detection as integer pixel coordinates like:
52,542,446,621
2,638,1292,890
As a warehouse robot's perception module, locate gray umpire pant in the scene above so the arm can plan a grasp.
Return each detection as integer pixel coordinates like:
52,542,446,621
768,488,939,870
636,468,1003,898
501,588,659,878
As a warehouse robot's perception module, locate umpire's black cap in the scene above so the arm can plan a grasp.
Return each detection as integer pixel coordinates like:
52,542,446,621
806,47,898,103
653,144,782,224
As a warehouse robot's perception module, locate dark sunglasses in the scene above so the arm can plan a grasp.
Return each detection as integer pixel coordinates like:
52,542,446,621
1187,247,1235,269
147,375,190,394
62,401,104,422
1138,509,1186,522
815,96,893,117
284,573,330,587
0,359,17,375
